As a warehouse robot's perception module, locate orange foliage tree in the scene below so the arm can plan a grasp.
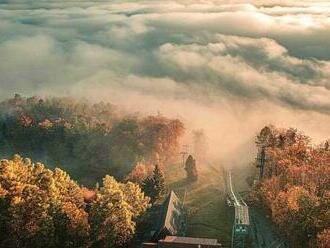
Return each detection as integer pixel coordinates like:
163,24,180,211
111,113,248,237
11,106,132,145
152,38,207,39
252,126,330,247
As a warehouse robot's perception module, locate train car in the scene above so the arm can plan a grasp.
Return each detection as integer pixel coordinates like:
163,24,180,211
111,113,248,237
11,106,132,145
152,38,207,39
232,205,250,248
226,170,250,248
234,205,249,235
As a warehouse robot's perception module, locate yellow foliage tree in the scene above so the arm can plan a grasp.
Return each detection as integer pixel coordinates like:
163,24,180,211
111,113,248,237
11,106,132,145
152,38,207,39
317,228,330,248
89,175,150,247
0,155,150,247
0,155,89,247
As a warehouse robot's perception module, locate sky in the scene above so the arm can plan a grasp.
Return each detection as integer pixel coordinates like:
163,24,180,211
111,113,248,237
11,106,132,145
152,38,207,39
1,0,330,162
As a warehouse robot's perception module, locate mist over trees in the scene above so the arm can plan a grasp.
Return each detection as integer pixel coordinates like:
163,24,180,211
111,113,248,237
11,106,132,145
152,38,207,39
192,129,208,162
250,125,330,247
0,95,184,185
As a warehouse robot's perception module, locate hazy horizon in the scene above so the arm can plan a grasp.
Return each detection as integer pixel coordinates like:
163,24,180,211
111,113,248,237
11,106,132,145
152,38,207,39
1,0,330,164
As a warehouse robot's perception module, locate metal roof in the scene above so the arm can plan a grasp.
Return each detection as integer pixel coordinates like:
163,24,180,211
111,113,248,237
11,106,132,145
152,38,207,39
160,191,183,235
235,206,250,225
161,236,221,245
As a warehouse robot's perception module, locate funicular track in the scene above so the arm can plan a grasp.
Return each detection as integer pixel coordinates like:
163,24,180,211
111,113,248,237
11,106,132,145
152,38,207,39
226,170,250,248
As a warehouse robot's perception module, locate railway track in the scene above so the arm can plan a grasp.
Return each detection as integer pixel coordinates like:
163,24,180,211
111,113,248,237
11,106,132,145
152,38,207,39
226,170,287,248
226,171,250,248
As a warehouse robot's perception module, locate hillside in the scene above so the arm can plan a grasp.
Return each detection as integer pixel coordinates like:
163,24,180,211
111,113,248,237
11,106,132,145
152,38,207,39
0,94,184,185
165,161,232,244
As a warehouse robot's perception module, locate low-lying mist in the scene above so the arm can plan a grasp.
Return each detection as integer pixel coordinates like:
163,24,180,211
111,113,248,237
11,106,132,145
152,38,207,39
1,0,330,169
70,82,330,168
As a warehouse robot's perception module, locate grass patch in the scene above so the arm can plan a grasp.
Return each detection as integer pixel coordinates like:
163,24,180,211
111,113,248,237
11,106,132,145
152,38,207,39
164,161,232,244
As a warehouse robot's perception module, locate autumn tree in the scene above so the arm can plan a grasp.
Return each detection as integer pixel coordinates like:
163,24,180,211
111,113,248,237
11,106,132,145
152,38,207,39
0,155,89,248
89,176,150,247
0,95,185,185
126,162,148,183
317,228,330,248
251,126,330,247
140,115,184,164
142,164,166,203
0,155,150,248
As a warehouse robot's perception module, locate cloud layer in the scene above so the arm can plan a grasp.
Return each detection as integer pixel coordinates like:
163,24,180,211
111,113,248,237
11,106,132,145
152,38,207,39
1,0,330,160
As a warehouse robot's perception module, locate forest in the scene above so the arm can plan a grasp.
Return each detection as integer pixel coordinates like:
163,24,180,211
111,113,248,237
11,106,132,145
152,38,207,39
250,126,330,247
0,95,184,248
1,94,329,247
0,94,184,185
1,0,330,247
0,155,150,247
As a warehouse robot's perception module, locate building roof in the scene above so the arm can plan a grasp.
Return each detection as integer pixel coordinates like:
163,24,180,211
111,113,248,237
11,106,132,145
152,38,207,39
235,206,249,225
160,191,183,234
160,236,221,245
142,242,158,248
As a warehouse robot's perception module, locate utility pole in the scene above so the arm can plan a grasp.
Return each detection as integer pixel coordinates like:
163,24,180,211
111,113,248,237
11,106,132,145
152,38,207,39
180,144,189,168
257,147,266,179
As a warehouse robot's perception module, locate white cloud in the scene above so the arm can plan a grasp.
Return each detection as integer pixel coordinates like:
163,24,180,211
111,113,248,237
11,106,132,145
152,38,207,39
1,0,330,152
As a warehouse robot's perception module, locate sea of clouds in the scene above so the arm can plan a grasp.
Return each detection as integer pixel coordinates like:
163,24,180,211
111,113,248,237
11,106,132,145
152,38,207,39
1,0,330,162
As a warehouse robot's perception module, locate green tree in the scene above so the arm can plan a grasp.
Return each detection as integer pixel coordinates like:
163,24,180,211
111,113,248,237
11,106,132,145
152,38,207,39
142,164,166,203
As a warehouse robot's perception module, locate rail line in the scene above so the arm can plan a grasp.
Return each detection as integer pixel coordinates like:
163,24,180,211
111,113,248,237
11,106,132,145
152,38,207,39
228,171,240,207
226,170,250,248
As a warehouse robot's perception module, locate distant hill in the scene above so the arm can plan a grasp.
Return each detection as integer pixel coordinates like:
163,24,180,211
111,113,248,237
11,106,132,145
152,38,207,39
0,94,184,185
